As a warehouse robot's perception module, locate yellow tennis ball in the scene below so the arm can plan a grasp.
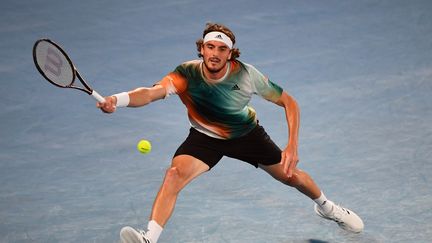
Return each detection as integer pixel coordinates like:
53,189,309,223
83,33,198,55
137,140,152,154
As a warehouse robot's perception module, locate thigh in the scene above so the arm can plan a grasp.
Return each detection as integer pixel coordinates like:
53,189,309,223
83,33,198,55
259,163,296,181
169,154,210,187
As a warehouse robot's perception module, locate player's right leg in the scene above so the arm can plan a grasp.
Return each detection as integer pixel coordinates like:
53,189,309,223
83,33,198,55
120,155,210,243
151,154,210,226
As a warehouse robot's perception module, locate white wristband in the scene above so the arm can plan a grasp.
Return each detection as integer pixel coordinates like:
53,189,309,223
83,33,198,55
113,92,130,107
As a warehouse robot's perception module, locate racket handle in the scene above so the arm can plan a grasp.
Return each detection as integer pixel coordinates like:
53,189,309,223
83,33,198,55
91,90,106,103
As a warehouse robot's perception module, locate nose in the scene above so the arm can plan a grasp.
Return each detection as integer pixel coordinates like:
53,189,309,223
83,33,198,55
210,48,219,57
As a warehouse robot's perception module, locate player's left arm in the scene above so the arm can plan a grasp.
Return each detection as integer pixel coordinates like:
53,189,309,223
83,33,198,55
274,91,300,178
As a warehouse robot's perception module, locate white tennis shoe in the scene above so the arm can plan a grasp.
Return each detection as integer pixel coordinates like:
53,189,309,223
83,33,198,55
314,203,364,233
120,226,152,243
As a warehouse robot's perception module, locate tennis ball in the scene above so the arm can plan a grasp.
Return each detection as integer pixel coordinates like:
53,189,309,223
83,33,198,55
137,139,152,154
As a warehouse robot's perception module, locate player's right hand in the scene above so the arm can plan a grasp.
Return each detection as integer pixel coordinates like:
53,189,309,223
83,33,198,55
97,96,117,113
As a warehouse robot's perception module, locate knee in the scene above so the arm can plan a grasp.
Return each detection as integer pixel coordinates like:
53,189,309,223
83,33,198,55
162,167,182,192
164,167,180,183
281,172,302,187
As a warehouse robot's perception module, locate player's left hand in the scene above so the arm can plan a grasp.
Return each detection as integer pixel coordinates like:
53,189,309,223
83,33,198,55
281,145,299,178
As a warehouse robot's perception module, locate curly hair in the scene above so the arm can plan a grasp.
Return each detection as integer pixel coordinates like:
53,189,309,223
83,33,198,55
196,22,241,60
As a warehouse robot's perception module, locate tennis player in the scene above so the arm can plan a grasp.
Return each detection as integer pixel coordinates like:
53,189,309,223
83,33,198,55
98,23,364,243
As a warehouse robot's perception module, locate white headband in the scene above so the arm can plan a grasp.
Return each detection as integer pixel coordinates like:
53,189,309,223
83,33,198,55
203,31,233,49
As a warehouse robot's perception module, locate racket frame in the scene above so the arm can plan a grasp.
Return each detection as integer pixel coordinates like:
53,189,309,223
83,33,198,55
32,38,105,102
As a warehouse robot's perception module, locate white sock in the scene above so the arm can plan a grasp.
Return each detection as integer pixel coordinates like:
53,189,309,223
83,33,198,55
313,191,333,214
146,220,163,243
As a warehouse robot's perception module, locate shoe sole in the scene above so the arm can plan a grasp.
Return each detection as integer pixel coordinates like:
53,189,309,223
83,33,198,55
120,226,150,243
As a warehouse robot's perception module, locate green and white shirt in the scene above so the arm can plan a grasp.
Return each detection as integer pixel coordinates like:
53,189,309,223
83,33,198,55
158,60,283,139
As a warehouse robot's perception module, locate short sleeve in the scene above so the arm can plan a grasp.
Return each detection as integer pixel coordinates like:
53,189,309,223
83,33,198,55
246,64,283,102
156,72,188,98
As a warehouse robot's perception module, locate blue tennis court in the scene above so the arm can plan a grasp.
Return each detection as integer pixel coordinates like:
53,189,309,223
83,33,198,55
1,0,431,242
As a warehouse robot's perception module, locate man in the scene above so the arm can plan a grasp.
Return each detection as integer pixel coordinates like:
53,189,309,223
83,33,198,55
98,23,364,243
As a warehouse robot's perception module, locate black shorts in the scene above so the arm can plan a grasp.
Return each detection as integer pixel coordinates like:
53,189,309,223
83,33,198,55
174,124,282,169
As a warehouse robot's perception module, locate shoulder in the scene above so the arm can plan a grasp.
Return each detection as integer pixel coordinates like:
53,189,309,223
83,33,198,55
230,60,262,75
240,61,262,74
174,60,202,76
230,60,266,82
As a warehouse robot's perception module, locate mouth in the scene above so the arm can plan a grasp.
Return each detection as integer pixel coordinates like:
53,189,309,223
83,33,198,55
208,58,220,64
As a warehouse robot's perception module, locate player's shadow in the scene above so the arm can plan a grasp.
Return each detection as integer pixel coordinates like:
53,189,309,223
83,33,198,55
307,240,329,243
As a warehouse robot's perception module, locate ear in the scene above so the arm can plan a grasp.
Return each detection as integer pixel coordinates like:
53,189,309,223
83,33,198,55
228,50,232,60
200,44,204,57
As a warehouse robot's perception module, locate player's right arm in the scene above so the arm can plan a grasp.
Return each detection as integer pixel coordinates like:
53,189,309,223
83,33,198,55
127,85,166,107
97,84,166,113
98,70,187,113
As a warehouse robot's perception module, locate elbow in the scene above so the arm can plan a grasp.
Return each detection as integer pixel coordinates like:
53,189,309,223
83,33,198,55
277,92,298,107
278,92,300,114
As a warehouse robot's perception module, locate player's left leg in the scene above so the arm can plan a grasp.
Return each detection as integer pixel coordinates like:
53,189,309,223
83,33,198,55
259,164,320,198
259,164,364,233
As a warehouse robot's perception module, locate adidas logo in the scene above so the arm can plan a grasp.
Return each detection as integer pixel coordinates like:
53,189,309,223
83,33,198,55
231,84,240,90
215,34,223,39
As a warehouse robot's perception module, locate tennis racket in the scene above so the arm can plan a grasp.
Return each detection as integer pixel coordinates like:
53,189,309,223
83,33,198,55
33,38,105,102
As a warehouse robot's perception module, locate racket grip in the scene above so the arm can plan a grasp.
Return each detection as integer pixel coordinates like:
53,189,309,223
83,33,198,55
91,90,106,103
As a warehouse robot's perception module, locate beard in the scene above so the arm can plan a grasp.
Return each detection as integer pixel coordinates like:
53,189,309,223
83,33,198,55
203,57,227,74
